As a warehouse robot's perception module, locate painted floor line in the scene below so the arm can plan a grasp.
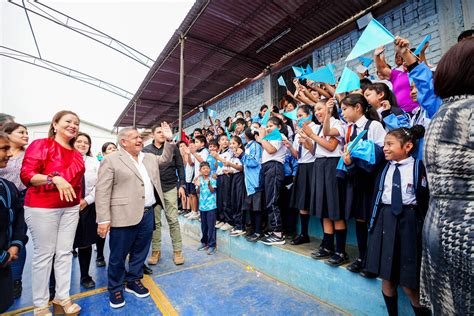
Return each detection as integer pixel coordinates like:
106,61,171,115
3,287,108,315
225,256,351,316
143,275,178,316
153,257,229,278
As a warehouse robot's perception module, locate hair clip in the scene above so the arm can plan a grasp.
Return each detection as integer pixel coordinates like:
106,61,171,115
402,128,411,137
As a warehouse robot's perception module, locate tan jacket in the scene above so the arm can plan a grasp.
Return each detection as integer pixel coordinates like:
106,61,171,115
95,142,174,227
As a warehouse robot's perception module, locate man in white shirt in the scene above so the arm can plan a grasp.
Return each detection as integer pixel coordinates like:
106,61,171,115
95,124,174,309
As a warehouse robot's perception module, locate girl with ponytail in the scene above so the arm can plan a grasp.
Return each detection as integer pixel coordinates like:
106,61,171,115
365,125,430,316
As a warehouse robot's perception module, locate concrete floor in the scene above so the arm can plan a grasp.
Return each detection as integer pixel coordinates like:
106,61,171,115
5,223,346,316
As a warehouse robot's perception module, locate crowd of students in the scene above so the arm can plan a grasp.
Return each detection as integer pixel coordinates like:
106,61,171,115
176,34,472,315
0,31,472,315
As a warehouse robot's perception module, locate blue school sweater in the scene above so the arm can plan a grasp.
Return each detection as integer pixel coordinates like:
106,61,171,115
241,140,262,196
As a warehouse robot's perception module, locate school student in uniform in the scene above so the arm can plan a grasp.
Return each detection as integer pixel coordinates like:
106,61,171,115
364,82,410,131
303,99,348,265
195,162,218,256
187,135,209,220
206,140,219,176
322,94,386,276
211,134,233,231
241,128,264,242
180,141,194,216
256,116,287,245
226,136,246,237
365,125,430,316
280,144,298,238
284,105,317,245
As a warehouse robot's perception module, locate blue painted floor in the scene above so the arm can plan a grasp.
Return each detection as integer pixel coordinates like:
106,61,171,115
6,220,346,315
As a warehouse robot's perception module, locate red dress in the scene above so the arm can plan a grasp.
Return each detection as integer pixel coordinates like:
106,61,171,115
21,138,85,208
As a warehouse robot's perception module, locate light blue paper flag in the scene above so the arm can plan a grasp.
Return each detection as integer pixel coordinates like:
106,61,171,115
260,110,270,127
347,130,367,152
292,66,305,77
414,34,431,56
262,128,282,141
306,64,313,74
225,129,232,140
283,108,298,121
327,63,336,73
335,67,360,94
277,76,287,88
351,140,376,165
297,115,313,128
345,19,395,61
358,56,373,68
303,66,336,85
207,108,217,118
172,135,179,142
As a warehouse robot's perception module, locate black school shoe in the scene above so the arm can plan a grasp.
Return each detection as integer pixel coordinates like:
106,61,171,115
259,233,286,245
246,233,262,242
143,264,153,275
96,257,106,267
80,276,96,289
325,252,349,266
290,234,310,245
360,270,378,279
347,258,363,273
311,247,334,260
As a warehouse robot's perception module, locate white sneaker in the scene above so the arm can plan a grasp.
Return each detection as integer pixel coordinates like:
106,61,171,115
184,211,194,218
220,223,233,231
189,212,200,220
230,229,246,237
215,221,224,229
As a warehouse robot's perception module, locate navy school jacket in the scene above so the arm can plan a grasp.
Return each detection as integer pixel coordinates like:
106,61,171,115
368,159,429,231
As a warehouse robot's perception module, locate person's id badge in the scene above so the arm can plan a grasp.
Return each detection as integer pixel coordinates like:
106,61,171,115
406,183,415,194
421,176,427,188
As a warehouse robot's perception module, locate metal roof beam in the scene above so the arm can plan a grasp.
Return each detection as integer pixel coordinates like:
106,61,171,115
8,0,154,67
0,46,133,99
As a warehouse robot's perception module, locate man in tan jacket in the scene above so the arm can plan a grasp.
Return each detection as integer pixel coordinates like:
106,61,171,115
95,123,174,309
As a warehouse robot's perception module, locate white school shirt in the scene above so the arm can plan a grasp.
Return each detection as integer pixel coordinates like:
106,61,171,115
123,150,156,208
83,155,99,205
342,116,386,147
192,148,209,181
185,160,194,183
315,118,345,158
381,157,417,205
228,153,243,174
216,148,233,176
262,135,286,164
292,122,318,163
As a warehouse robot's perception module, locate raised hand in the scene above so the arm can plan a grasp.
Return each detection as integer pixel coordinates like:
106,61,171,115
161,122,173,141
374,46,385,56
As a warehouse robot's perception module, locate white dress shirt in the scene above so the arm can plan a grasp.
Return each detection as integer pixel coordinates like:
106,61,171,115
315,118,344,158
262,136,286,164
83,155,99,205
293,122,317,163
192,148,209,180
216,148,232,176
124,150,156,208
381,157,417,205
342,116,386,147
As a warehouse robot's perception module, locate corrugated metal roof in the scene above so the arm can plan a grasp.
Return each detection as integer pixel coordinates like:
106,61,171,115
115,0,399,127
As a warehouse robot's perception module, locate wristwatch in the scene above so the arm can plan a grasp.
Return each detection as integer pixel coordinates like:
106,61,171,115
47,171,60,185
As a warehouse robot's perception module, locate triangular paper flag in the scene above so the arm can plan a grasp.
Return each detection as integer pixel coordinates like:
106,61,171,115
358,56,373,68
306,64,313,74
345,19,395,61
327,63,336,73
283,108,298,121
262,128,282,141
347,130,367,152
225,129,232,140
172,135,179,142
335,67,360,94
260,110,270,127
207,108,217,118
292,66,305,77
277,76,287,88
414,34,431,56
303,66,336,85
356,64,368,74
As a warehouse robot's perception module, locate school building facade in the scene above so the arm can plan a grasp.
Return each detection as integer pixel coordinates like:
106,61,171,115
183,0,472,133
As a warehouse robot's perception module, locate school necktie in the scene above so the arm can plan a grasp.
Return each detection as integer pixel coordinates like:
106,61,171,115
297,144,303,159
350,124,358,141
391,163,403,216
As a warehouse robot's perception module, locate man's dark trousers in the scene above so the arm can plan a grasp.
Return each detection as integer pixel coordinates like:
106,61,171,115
108,207,154,293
